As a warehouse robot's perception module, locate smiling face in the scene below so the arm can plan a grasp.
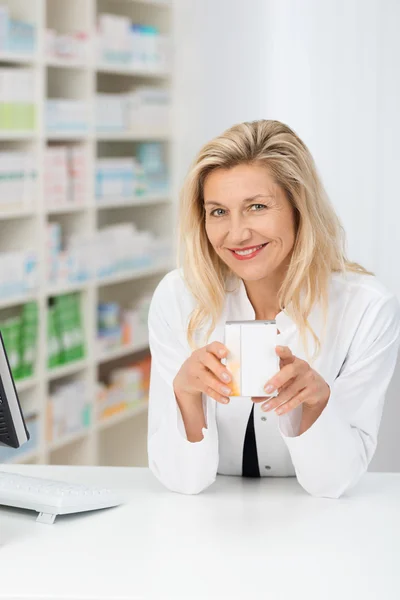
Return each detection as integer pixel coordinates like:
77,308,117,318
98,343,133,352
203,163,297,283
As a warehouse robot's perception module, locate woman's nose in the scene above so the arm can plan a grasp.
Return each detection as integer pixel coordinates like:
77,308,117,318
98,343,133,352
225,223,252,245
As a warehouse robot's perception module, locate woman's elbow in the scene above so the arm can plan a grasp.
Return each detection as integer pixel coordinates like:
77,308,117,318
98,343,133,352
297,468,366,500
149,459,217,495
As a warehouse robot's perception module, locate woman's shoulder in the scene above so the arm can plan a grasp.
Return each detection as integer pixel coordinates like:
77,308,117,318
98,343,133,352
330,269,400,324
152,268,192,301
330,270,396,301
149,268,197,326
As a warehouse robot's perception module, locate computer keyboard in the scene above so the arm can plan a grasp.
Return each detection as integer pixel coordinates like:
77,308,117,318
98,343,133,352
0,470,124,524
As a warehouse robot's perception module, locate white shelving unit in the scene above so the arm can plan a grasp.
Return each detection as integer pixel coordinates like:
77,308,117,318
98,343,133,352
0,0,173,468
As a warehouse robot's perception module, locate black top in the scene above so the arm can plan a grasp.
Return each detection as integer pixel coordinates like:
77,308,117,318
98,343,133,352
242,403,260,477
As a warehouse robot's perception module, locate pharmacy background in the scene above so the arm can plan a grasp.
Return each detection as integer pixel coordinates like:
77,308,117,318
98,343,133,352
0,0,172,469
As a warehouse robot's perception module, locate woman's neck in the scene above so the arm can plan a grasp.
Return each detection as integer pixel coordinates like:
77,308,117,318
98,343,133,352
243,274,285,321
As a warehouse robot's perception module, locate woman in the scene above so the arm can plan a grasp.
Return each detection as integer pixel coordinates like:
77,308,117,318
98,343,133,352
147,119,400,498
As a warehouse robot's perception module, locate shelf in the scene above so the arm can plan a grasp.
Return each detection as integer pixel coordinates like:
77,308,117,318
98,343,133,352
16,376,38,393
48,427,91,452
0,52,37,65
46,359,89,381
46,131,90,141
46,203,91,215
0,131,37,140
0,207,36,220
46,281,90,296
97,340,149,364
97,263,170,287
96,63,170,78
0,0,173,470
96,401,148,432
96,194,170,210
106,0,170,6
46,264,169,294
0,291,39,310
46,58,89,70
96,131,169,141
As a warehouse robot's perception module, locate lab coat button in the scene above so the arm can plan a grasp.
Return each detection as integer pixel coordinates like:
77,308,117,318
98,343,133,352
265,465,271,470
261,416,267,421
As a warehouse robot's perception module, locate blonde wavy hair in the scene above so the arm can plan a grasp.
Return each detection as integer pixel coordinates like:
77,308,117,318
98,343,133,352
177,119,372,361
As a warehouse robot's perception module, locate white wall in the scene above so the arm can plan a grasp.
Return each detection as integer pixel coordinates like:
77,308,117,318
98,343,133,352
173,0,400,470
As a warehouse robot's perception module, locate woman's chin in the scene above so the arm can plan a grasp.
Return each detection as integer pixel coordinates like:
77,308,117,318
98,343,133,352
229,263,273,281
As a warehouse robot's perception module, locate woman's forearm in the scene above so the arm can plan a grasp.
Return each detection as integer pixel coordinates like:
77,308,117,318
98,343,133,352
173,386,206,442
298,400,328,436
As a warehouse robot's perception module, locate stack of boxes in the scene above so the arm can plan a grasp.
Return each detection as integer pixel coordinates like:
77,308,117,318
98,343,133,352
95,157,146,201
45,99,88,133
0,151,37,212
69,146,86,205
96,355,151,421
47,223,93,286
95,143,168,202
47,293,85,369
45,29,89,63
97,293,152,355
47,380,91,443
96,89,170,133
96,13,170,73
136,142,168,194
0,68,36,131
0,250,38,299
44,145,87,208
0,301,38,381
47,222,171,286
0,6,36,56
128,88,170,131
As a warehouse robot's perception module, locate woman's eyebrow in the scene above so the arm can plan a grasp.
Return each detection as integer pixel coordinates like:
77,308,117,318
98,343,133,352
204,194,274,208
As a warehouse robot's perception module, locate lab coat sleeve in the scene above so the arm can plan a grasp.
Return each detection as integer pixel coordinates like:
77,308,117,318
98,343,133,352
147,274,219,494
278,293,400,499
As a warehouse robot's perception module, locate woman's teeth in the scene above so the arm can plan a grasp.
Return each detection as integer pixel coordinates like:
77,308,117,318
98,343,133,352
234,244,264,256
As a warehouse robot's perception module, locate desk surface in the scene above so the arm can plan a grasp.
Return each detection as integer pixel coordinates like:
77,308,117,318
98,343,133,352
0,465,399,600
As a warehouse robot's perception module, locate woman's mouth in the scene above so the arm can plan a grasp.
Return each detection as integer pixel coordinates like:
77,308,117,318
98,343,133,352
228,243,268,260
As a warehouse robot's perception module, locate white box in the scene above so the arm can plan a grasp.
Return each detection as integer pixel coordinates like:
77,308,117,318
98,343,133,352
224,320,280,397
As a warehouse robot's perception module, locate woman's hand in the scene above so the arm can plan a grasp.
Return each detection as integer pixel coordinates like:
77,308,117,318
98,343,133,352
253,345,330,415
173,341,232,405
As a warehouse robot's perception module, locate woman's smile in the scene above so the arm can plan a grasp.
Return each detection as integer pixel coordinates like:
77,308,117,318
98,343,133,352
227,242,269,260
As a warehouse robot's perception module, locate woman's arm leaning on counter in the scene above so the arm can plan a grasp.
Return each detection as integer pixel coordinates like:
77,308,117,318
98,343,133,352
147,274,219,494
278,293,400,499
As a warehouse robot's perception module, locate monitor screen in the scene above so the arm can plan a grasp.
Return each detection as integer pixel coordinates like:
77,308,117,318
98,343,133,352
0,331,30,449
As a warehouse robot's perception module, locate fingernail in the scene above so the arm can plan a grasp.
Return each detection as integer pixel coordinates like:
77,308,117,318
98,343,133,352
221,372,231,382
218,349,225,356
276,408,283,415
264,384,275,394
223,397,230,404
262,402,271,412
222,386,231,395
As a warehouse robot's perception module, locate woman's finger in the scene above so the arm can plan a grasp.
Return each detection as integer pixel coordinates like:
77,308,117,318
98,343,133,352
199,366,232,398
275,345,295,365
196,374,230,404
201,349,232,384
261,376,307,412
205,341,229,358
274,388,309,415
263,361,300,394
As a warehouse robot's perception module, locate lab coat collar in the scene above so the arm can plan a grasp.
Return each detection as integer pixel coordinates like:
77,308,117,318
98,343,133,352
226,275,297,336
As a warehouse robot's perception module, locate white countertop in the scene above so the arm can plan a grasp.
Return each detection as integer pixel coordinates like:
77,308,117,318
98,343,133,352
0,465,399,600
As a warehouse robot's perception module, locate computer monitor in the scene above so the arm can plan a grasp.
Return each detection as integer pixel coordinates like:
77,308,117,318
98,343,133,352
0,331,30,449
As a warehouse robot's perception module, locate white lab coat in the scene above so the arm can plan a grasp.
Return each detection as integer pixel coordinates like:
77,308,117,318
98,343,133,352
147,268,400,498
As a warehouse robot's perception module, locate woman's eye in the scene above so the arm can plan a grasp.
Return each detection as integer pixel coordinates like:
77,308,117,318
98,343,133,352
250,203,267,211
210,208,226,217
